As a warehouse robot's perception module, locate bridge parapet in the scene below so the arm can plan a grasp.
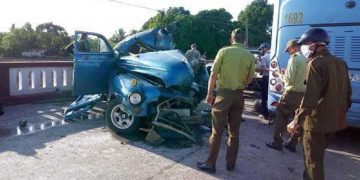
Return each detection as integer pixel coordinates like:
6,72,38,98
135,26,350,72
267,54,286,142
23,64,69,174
0,61,73,105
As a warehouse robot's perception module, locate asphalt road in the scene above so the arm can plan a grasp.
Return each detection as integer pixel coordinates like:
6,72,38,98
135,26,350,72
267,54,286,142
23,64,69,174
0,101,359,180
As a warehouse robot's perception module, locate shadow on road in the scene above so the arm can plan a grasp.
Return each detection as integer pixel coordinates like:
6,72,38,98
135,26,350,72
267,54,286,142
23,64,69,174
0,102,359,179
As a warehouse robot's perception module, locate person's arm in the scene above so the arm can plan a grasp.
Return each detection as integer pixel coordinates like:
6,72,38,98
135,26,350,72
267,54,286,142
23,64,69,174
257,54,270,73
288,60,322,134
255,56,264,73
345,63,352,112
196,50,201,60
206,49,223,104
246,54,256,85
65,41,74,54
207,71,218,102
280,57,296,83
185,50,191,60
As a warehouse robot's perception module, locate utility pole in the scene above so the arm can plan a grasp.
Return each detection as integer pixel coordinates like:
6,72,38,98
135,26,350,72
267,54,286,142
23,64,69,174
245,19,249,48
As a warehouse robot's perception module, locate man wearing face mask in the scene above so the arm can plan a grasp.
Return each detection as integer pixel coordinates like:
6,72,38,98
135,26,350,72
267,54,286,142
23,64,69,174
287,28,352,180
266,39,307,152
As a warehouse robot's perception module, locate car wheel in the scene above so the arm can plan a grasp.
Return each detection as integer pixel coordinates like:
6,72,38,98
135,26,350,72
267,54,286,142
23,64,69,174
105,99,141,134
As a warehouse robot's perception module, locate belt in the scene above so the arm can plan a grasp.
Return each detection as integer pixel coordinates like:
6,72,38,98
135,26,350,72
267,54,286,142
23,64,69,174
285,90,305,94
218,88,243,94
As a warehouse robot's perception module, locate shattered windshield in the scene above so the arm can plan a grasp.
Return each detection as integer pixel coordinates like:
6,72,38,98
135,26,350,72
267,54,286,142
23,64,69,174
127,41,153,55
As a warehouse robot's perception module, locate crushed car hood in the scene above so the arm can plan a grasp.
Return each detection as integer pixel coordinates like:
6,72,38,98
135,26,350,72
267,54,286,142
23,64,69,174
118,50,194,88
114,22,177,55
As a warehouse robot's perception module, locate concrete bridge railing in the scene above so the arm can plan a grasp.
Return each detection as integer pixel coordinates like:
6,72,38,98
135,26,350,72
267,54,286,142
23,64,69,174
0,61,73,105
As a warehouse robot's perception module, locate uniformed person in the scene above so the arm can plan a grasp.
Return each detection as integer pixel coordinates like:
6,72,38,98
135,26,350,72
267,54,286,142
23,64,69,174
185,43,201,63
256,43,271,121
287,28,352,180
266,39,307,152
65,34,90,54
196,28,255,173
77,34,90,52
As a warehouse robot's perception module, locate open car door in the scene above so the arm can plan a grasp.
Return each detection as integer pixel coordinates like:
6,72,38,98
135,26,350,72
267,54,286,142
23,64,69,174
72,31,117,95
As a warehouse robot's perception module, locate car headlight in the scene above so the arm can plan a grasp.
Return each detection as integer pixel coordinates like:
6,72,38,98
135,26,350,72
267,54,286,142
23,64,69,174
129,92,142,105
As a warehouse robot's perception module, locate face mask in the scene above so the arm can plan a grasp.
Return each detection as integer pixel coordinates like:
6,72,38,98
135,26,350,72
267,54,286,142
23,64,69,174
301,44,315,59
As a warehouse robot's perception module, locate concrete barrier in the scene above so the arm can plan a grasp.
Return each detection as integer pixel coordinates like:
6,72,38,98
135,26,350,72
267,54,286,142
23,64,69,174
0,61,73,105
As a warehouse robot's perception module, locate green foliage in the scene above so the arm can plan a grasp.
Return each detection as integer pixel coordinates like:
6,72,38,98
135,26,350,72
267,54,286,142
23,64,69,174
142,7,238,59
238,0,273,47
0,32,6,55
0,22,70,57
190,9,237,58
142,7,190,30
128,29,138,36
0,3,274,58
140,2,273,57
109,28,126,45
0,23,38,56
36,22,71,56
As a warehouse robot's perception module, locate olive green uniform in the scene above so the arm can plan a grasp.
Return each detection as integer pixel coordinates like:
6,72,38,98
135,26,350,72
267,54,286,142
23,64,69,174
293,49,352,180
78,38,90,52
273,52,307,145
64,38,90,54
185,49,201,62
206,43,255,167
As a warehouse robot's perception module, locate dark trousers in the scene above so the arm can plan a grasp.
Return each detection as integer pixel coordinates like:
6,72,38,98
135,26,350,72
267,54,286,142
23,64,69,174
260,75,269,118
206,89,244,167
0,103,3,115
273,90,304,145
302,131,333,180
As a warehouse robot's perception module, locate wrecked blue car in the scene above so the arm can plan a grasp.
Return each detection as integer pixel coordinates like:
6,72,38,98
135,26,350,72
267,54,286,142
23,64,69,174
64,23,209,142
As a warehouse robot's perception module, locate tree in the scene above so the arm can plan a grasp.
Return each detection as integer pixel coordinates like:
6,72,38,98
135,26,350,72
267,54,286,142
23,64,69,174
166,7,190,16
142,7,190,30
141,7,239,59
0,32,5,56
237,0,273,47
128,29,138,36
173,8,238,58
0,22,38,56
36,22,71,56
110,28,126,44
0,22,71,57
190,8,237,58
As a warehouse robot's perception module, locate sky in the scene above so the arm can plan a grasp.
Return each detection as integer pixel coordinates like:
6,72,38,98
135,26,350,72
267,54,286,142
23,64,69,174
1,0,274,38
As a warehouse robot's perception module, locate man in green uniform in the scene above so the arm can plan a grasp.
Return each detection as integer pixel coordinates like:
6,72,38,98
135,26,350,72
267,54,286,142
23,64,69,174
266,39,307,152
196,28,255,173
77,34,90,52
287,28,352,180
185,43,201,63
65,34,90,54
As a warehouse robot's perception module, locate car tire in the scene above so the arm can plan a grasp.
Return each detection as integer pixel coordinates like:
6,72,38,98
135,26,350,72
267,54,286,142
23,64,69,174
105,99,141,134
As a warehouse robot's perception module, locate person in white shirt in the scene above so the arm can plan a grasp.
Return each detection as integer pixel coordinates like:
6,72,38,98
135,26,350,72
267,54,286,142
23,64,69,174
256,43,271,121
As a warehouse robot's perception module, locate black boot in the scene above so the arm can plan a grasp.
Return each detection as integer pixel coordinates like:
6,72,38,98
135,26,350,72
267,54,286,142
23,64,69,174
196,162,216,174
284,142,296,152
226,164,235,172
0,103,3,115
266,141,283,151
